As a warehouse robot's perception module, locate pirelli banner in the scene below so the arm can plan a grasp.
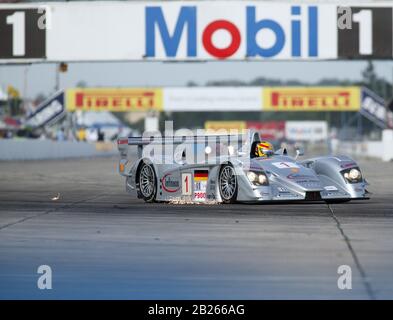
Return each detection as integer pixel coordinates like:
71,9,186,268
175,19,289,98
263,87,361,112
1,1,393,62
65,86,361,112
66,88,163,112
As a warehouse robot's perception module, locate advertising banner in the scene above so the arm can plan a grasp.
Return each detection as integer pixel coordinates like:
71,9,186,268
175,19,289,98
164,87,261,111
1,2,393,62
205,121,247,131
25,91,65,128
263,87,361,111
64,86,365,112
66,88,163,112
246,121,286,140
285,121,328,141
360,87,393,129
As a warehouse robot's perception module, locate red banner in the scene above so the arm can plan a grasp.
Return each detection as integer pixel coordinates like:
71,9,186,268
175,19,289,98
246,121,286,141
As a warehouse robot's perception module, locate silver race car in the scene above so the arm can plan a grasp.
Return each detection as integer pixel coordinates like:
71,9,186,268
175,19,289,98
117,130,369,204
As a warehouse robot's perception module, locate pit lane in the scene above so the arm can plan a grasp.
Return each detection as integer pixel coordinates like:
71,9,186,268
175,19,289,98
0,157,392,299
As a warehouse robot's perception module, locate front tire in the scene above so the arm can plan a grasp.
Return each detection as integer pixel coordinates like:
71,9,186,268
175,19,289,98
219,164,238,204
137,162,157,203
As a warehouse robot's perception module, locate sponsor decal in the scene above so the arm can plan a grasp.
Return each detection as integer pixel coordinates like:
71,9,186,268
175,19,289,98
278,187,289,193
324,185,338,191
249,166,264,171
66,88,163,112
194,170,208,201
181,173,192,196
194,170,209,181
161,173,180,193
273,162,299,169
340,162,357,168
263,87,360,111
287,173,316,180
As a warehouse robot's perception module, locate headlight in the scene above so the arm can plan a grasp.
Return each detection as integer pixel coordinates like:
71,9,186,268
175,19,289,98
247,171,269,186
247,171,257,182
349,168,361,180
258,174,267,185
342,167,362,183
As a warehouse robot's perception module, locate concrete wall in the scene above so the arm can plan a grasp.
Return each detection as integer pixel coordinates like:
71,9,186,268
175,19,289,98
0,140,118,161
331,130,393,162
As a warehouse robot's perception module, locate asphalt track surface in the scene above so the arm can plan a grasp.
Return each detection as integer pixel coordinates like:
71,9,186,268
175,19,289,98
0,156,392,299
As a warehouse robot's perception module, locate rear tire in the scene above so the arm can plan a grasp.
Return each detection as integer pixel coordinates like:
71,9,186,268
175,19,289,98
219,164,238,204
137,162,157,203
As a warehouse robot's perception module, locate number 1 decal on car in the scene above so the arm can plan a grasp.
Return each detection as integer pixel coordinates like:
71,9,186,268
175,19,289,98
182,173,192,196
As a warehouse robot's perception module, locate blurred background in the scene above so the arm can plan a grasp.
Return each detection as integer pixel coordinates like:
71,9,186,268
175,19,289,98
1,0,393,161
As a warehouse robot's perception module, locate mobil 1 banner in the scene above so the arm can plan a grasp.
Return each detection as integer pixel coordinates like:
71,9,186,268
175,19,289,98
337,6,393,59
0,7,46,60
2,2,393,62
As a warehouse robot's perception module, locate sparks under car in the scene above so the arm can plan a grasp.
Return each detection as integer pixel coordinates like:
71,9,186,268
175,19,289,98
117,131,370,204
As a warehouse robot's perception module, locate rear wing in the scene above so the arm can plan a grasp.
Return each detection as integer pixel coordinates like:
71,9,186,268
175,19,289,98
117,131,259,159
118,134,247,145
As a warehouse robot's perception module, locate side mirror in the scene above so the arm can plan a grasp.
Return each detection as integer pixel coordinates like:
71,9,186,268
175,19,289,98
295,147,304,160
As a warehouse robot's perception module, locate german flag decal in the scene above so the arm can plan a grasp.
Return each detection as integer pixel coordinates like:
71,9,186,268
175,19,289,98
194,170,208,202
194,170,208,181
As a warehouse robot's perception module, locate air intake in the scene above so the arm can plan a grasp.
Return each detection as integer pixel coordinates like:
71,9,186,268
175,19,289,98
305,191,322,201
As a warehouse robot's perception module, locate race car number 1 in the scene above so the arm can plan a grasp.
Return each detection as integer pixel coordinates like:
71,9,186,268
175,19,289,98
182,173,192,196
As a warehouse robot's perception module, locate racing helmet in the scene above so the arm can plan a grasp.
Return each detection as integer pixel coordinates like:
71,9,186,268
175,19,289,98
255,141,274,158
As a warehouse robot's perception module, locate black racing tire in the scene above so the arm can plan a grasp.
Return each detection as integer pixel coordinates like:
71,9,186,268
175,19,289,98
218,164,238,204
137,162,157,203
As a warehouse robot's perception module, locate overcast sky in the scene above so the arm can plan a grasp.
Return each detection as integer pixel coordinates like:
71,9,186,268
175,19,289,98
1,60,393,99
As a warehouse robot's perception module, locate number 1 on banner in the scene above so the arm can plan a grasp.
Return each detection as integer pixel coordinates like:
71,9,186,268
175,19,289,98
6,12,25,56
353,10,372,55
182,173,192,196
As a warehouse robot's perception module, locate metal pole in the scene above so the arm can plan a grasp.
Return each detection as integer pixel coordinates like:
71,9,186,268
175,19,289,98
357,112,363,141
340,111,345,140
22,65,28,113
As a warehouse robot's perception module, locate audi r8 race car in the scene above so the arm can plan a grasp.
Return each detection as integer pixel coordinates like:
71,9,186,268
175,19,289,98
117,130,369,204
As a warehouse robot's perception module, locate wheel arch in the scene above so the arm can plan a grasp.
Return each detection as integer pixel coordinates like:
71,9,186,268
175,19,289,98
135,158,158,200
218,162,238,204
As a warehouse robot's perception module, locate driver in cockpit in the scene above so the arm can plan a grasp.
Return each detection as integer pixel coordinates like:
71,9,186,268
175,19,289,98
255,141,274,158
